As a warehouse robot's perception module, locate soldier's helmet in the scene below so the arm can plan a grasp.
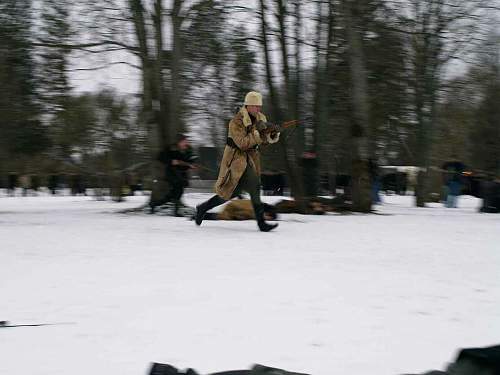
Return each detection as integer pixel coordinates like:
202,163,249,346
244,91,263,106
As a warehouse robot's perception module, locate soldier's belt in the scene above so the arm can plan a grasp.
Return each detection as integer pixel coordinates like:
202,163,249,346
226,138,258,151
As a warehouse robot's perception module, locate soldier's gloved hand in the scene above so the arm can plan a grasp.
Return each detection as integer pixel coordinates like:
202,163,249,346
267,123,281,133
255,120,268,132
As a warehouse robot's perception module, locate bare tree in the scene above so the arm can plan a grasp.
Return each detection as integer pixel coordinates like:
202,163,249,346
342,0,373,212
390,0,497,206
258,0,306,202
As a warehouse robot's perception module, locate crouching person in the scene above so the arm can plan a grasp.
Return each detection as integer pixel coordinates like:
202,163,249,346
195,91,280,232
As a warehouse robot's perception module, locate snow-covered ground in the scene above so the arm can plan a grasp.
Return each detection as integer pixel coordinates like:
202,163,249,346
1,193,499,375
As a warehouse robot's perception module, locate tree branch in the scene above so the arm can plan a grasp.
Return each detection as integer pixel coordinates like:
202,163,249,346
67,61,141,72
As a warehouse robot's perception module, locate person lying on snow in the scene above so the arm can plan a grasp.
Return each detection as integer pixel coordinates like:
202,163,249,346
195,199,278,221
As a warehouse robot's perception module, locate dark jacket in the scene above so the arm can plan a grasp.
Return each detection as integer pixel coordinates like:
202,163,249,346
442,161,465,184
158,146,197,187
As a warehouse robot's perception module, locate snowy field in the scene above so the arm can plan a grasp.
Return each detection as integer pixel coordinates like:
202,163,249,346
1,193,499,375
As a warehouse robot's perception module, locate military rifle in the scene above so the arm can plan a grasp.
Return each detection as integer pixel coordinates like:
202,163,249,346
172,159,216,173
258,119,303,135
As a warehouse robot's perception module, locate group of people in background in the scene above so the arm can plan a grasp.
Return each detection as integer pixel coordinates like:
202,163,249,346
3,173,65,196
1,172,144,198
3,155,499,216
440,157,500,212
441,157,466,208
2,92,499,220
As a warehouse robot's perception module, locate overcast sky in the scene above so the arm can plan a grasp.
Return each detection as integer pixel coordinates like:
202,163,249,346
70,51,140,94
67,1,499,95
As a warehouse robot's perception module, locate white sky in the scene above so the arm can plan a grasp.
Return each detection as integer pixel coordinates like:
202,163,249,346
70,51,140,94
67,1,499,95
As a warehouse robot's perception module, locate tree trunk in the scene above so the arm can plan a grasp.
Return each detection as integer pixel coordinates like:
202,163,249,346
259,0,305,203
130,0,170,203
169,0,184,140
344,0,372,212
153,0,170,147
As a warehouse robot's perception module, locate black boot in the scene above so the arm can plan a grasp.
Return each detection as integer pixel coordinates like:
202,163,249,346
254,204,278,232
195,195,226,225
173,200,183,217
149,201,156,214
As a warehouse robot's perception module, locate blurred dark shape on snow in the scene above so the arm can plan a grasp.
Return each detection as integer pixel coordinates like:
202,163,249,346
403,344,500,375
148,363,309,375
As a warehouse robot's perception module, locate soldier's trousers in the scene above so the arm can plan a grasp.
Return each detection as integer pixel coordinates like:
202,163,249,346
150,180,184,209
231,165,262,206
204,165,262,211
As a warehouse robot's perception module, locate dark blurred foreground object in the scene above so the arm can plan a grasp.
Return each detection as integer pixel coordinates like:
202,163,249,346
149,363,309,375
403,344,500,375
48,174,59,195
480,178,500,213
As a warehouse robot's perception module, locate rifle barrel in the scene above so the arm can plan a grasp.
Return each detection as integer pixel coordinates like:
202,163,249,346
281,119,299,129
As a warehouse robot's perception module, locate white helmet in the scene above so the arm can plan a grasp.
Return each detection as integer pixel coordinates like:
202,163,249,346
244,91,263,106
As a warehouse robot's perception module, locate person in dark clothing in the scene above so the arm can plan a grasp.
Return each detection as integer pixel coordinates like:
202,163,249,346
300,151,319,198
441,157,466,208
149,134,198,215
7,173,18,196
31,174,40,194
368,158,382,204
48,174,59,195
480,175,500,213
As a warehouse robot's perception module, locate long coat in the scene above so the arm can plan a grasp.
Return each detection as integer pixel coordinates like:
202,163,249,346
214,107,279,200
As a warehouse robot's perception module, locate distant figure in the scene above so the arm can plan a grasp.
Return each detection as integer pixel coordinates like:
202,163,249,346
441,157,465,208
31,174,40,194
20,174,31,196
368,158,381,204
7,173,18,196
300,150,319,198
48,174,59,195
403,344,500,375
92,174,106,201
149,133,198,216
480,174,500,213
132,176,144,195
194,91,281,232
70,174,86,196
